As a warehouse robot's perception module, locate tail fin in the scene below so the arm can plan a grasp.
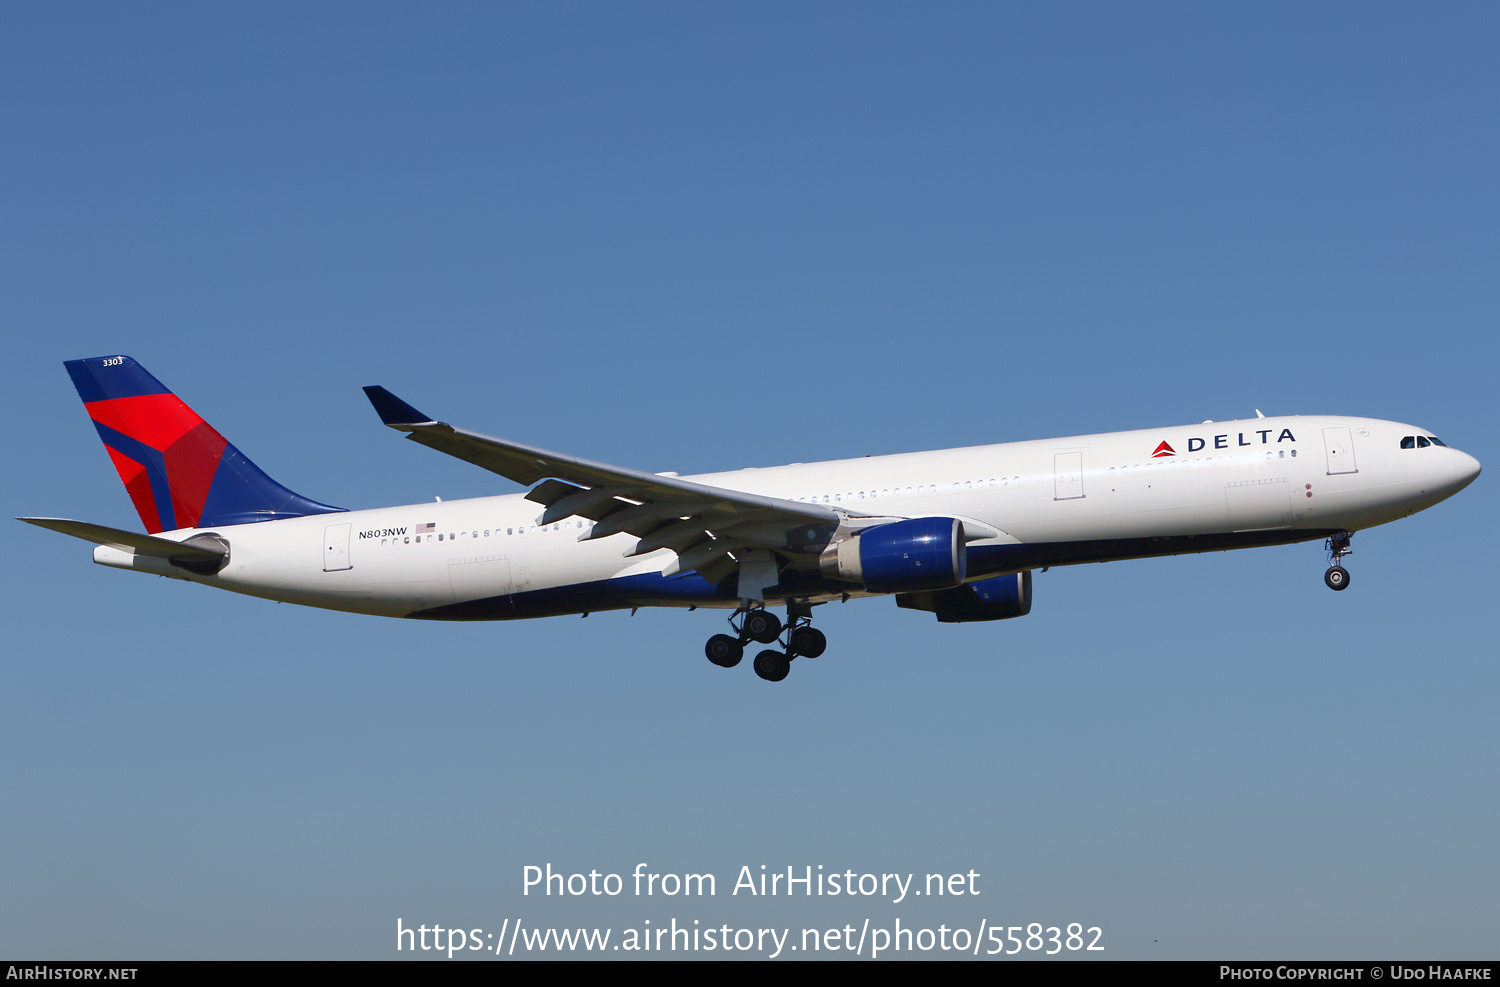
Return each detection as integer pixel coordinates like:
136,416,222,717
65,355,345,533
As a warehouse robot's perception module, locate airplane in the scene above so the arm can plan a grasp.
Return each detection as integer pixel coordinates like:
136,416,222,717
22,356,1482,682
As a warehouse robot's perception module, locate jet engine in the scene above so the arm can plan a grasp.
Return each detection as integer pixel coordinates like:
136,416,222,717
896,570,1033,623
819,516,967,593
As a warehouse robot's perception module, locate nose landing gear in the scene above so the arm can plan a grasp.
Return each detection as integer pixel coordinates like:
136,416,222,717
703,600,827,681
1324,531,1353,591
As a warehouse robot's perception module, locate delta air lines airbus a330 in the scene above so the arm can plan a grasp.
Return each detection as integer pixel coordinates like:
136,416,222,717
24,356,1482,682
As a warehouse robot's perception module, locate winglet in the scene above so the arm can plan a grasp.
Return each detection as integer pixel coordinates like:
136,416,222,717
362,386,437,428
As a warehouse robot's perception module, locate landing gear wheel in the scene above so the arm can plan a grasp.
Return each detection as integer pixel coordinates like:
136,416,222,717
753,650,791,682
705,634,743,667
1323,532,1353,591
788,626,826,659
743,609,782,644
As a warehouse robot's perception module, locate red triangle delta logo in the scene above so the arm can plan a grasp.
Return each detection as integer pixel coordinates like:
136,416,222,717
1151,441,1175,458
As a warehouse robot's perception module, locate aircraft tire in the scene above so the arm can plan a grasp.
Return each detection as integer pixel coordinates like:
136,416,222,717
744,609,782,644
1324,566,1350,591
753,650,790,682
788,626,826,659
706,634,743,667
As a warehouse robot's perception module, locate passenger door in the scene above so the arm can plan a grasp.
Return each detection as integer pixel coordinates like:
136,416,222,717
1053,452,1085,500
322,523,352,572
1323,427,1359,475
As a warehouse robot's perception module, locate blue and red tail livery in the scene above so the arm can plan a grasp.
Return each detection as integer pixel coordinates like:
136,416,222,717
64,356,344,532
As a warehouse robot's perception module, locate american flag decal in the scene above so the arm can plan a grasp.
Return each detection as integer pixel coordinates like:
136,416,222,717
416,522,435,533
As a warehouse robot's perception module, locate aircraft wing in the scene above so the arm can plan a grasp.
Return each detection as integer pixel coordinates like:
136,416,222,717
363,387,842,581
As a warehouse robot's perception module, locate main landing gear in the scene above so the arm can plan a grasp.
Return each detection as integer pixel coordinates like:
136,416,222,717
1324,531,1353,591
704,601,827,682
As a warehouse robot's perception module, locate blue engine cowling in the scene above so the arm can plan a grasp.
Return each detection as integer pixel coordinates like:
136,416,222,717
820,517,967,593
896,570,1033,622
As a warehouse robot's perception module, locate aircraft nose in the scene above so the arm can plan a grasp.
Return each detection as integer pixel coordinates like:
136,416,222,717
1452,449,1481,488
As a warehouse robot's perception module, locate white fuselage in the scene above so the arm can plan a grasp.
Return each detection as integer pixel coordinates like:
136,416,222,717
95,415,1479,619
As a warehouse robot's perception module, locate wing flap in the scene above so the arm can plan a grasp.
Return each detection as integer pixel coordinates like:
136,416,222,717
524,478,584,507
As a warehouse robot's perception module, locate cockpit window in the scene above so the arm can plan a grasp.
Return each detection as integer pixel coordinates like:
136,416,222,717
1401,436,1415,449
1428,436,1447,447
1416,436,1430,448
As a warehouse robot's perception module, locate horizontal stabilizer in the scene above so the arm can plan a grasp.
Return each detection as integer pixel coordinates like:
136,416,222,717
17,517,226,563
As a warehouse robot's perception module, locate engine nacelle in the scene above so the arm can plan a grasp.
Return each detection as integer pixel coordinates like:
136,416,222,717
820,517,967,593
896,570,1033,623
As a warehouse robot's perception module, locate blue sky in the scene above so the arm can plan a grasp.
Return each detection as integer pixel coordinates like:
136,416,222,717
4,2,1496,959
